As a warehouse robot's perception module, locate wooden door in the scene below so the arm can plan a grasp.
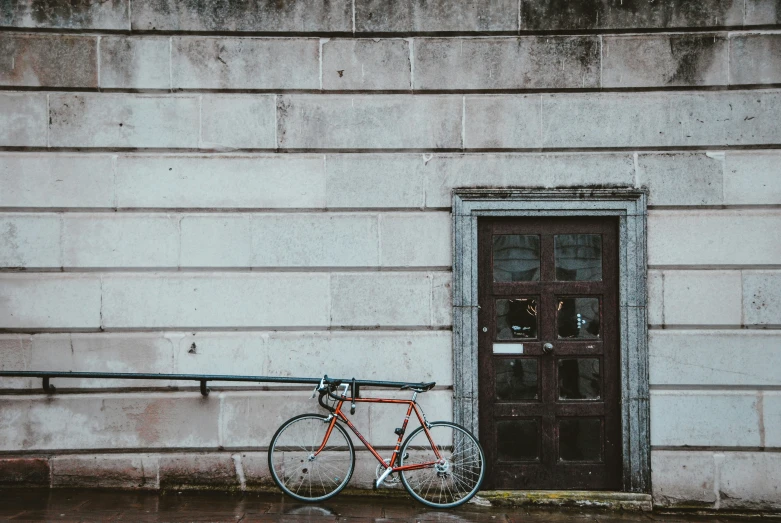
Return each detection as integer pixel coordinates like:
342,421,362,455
478,217,622,490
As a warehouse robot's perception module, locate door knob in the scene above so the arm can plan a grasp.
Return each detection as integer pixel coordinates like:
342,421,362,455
542,343,554,354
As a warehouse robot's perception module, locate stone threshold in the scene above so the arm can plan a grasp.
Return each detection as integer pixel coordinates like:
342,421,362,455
477,490,653,511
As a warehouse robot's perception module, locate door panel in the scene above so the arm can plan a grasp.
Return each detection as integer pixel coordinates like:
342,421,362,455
478,217,621,490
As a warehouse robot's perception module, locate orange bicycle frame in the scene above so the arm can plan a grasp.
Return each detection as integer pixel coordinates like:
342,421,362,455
314,394,443,472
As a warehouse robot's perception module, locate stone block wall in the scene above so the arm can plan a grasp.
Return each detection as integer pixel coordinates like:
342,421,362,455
0,0,780,510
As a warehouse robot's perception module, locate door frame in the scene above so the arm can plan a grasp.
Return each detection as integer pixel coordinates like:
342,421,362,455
452,188,650,493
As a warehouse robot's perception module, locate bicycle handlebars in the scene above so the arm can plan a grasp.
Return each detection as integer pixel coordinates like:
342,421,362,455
315,375,435,414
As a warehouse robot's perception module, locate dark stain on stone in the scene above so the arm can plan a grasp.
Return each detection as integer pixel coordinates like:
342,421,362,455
525,36,600,88
100,37,139,88
133,0,350,32
355,0,517,32
49,94,87,128
29,0,95,26
521,0,738,31
667,35,722,85
0,34,97,88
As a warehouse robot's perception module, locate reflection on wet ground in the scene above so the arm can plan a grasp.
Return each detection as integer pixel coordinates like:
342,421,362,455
0,489,779,522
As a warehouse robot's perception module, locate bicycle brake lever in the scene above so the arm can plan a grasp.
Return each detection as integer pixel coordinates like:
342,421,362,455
311,376,326,398
350,378,356,415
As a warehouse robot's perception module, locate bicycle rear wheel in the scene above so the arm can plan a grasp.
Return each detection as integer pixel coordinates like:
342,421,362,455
267,413,355,502
398,421,485,508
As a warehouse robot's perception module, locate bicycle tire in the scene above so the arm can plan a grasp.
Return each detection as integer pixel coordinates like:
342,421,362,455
267,413,355,502
398,421,486,508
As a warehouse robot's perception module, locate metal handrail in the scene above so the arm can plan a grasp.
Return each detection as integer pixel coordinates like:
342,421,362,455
0,371,435,397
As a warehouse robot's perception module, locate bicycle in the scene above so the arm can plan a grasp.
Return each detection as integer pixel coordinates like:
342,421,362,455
267,375,486,508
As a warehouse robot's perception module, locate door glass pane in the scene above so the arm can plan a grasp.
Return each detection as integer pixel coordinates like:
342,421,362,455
557,297,600,339
497,420,539,461
493,235,540,282
559,418,602,461
496,359,538,400
497,298,538,340
555,234,602,281
558,358,601,400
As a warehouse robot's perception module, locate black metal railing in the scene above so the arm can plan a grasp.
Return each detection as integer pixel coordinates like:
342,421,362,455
0,371,433,397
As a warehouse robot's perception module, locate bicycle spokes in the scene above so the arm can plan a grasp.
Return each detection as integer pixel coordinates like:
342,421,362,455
268,414,355,502
398,422,486,508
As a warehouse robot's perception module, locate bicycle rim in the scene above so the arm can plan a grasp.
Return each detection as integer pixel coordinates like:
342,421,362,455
399,421,485,508
267,414,355,502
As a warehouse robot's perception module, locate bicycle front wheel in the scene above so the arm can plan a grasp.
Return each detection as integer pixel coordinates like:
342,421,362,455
267,413,355,502
399,421,485,508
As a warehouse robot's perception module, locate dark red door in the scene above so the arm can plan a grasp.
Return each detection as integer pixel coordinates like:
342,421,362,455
478,217,621,490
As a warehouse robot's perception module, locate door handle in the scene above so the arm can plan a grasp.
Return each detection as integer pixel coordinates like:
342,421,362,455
542,343,554,354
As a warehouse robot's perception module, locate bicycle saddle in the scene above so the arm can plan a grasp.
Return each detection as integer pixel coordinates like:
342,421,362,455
400,381,436,392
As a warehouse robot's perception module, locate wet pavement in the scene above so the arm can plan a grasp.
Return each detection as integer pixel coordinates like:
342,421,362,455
1,489,779,522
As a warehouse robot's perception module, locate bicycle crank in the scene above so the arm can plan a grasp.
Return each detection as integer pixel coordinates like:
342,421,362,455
375,464,400,486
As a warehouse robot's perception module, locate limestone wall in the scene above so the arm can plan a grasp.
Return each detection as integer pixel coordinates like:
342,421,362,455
0,0,780,510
